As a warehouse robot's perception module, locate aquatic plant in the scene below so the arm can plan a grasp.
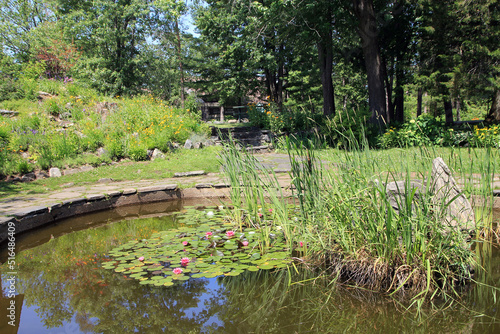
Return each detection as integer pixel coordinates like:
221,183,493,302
103,208,291,287
219,133,490,298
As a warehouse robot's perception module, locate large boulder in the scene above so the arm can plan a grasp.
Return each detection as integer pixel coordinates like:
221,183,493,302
385,157,475,232
49,167,62,178
430,157,475,231
184,139,193,149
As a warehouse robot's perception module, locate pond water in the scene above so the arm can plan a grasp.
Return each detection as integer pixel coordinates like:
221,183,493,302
1,202,500,334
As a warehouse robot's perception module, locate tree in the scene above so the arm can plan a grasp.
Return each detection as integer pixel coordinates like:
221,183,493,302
56,0,181,95
351,0,387,127
0,0,56,62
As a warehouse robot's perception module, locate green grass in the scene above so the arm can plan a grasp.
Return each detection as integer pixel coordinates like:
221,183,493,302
0,146,222,199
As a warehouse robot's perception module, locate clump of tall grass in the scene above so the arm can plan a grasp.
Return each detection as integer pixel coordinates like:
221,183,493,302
220,132,485,298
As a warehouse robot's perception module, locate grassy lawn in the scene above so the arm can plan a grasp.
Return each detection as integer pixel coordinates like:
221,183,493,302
317,146,500,176
0,146,222,199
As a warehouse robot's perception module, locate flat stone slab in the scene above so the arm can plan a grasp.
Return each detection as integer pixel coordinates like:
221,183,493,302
174,171,206,177
13,206,49,218
86,194,106,201
273,168,291,173
214,183,230,188
137,185,178,193
122,189,137,195
196,183,213,189
62,198,87,206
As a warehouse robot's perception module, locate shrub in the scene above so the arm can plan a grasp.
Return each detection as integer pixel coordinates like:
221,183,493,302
378,114,458,148
247,103,269,128
470,125,500,148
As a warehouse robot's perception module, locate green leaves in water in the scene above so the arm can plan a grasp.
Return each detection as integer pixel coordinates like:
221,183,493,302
104,207,291,287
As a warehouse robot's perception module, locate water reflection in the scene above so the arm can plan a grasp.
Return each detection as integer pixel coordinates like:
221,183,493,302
0,203,499,333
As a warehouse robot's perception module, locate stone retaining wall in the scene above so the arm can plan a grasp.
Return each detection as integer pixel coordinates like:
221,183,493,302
0,184,231,246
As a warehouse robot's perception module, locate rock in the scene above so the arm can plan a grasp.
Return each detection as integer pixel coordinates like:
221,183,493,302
37,91,55,100
204,139,215,147
431,157,475,231
0,109,19,117
184,139,193,149
49,167,62,178
80,165,94,172
169,142,180,151
228,119,238,124
98,178,113,183
60,111,72,119
174,170,206,177
74,130,85,138
151,148,165,160
96,147,108,157
6,176,21,183
193,142,203,149
260,134,270,142
35,171,48,179
386,180,425,213
21,173,36,182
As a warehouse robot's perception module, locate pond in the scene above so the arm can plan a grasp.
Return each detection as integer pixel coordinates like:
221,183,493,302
1,202,500,334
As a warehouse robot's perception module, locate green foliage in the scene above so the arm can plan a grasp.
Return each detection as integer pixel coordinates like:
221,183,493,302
320,107,372,148
0,79,210,175
379,115,461,148
221,136,477,297
247,103,269,128
470,125,500,148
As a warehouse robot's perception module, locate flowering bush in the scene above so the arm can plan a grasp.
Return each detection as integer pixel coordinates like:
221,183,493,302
0,81,210,175
379,114,462,148
470,125,500,148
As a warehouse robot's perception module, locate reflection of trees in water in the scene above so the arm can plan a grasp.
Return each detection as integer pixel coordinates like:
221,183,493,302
9,214,224,333
16,262,217,333
217,266,500,334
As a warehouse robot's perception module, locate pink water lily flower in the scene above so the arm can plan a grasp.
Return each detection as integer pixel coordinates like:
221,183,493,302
182,241,189,246
226,230,235,238
205,232,213,238
138,256,145,262
242,241,249,247
299,241,304,247
181,257,190,265
173,268,183,275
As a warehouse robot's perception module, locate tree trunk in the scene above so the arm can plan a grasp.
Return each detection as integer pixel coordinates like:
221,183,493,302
175,19,185,108
417,88,422,117
394,64,404,123
317,39,335,116
394,86,404,123
454,96,461,122
485,89,500,122
383,57,394,123
444,99,454,124
352,0,387,128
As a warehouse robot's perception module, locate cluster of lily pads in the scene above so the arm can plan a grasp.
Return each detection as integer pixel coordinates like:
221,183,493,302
102,207,291,287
